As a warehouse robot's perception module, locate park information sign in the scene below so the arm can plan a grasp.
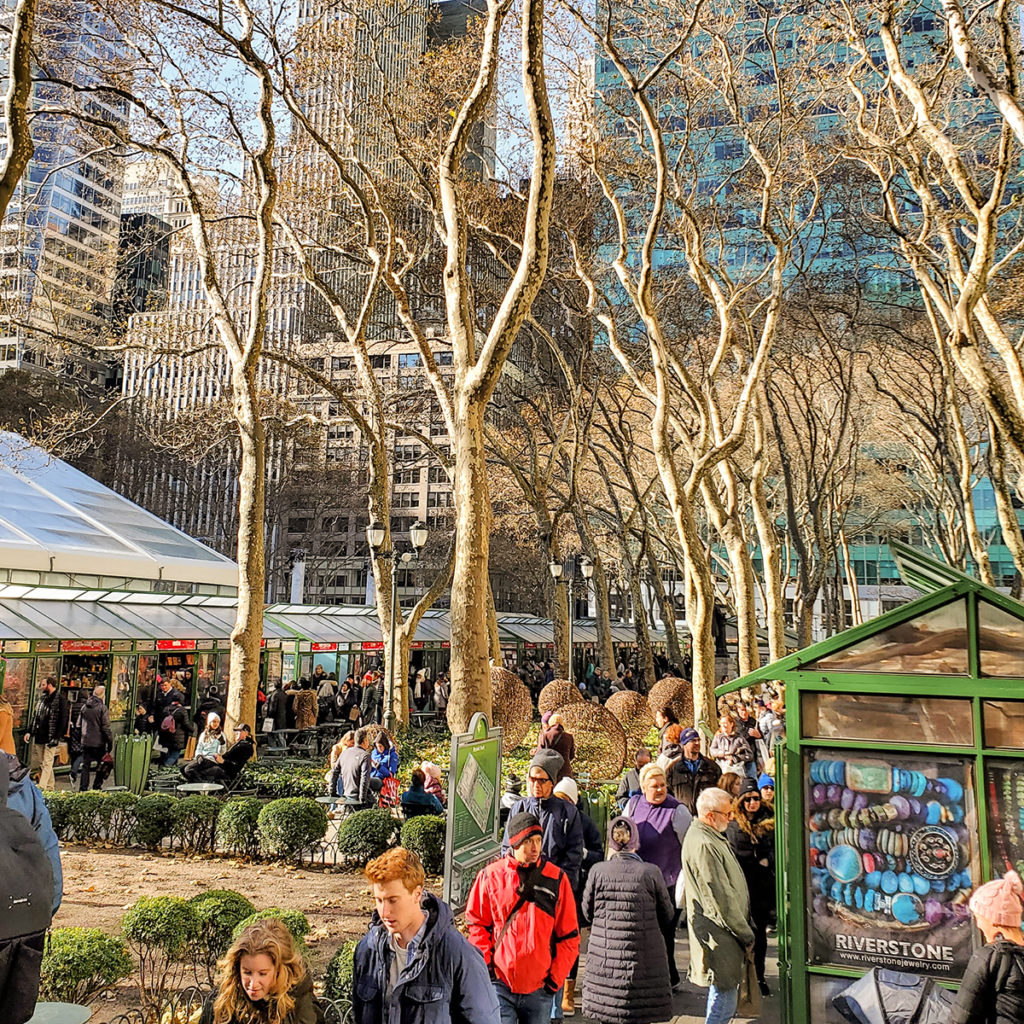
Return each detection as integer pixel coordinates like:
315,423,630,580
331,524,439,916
443,712,502,913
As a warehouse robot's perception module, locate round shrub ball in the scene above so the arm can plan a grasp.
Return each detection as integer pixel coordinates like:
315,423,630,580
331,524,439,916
552,702,627,779
324,939,359,1001
121,896,201,960
188,889,256,964
606,690,655,751
257,798,328,859
647,677,694,725
172,794,222,853
490,665,533,753
400,815,445,875
41,927,133,1004
132,793,177,849
336,808,399,863
216,797,263,857
232,908,310,948
538,680,584,716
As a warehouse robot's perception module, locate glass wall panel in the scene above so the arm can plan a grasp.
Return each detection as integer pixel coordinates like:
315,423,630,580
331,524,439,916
802,693,973,746
982,700,1024,750
978,601,1024,677
110,655,135,724
809,601,968,674
2,657,32,734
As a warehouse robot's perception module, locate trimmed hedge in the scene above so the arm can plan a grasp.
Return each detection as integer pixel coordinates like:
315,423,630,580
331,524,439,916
94,790,139,845
41,927,132,1004
189,889,256,984
257,798,328,859
172,794,221,854
232,907,310,948
132,793,177,849
400,815,445,874
216,796,264,858
336,808,399,863
121,895,202,1009
237,764,327,798
324,939,359,1001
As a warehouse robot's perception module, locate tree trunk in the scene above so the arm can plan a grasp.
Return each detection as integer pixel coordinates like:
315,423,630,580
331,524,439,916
838,528,863,627
486,577,502,663
225,379,265,734
750,402,787,660
988,427,1024,592
644,544,683,668
447,403,493,732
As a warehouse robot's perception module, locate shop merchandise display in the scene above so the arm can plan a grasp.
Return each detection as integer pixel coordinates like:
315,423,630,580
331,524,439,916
806,752,975,979
986,760,1024,879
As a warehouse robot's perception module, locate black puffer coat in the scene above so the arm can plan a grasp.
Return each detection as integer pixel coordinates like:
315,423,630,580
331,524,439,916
952,940,1024,1024
581,851,675,1024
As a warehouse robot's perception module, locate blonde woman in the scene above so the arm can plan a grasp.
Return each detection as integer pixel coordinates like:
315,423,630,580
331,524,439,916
200,919,320,1024
324,730,354,788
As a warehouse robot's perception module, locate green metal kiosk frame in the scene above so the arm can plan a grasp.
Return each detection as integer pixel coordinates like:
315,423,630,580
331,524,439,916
718,542,1024,1023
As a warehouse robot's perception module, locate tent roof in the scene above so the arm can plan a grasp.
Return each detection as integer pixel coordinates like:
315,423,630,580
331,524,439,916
0,432,237,588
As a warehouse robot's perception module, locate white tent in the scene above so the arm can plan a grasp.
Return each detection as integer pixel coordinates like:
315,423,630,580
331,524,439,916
0,432,237,588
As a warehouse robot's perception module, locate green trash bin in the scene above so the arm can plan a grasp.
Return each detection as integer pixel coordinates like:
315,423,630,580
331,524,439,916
114,734,154,795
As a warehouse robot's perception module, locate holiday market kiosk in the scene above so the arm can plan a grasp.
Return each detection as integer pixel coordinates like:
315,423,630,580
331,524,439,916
717,542,1024,1023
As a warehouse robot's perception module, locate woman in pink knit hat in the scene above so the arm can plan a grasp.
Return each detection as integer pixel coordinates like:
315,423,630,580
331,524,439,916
951,869,1024,1023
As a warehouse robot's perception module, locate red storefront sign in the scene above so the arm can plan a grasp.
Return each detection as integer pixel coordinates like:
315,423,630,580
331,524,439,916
61,640,111,653
524,642,536,649
410,641,424,650
442,642,450,649
312,642,338,652
362,641,384,651
156,639,197,651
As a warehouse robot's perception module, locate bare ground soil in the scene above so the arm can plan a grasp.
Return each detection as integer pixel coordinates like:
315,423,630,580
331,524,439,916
55,844,377,1022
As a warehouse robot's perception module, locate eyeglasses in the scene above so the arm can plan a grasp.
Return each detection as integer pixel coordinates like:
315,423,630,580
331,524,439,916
528,775,552,785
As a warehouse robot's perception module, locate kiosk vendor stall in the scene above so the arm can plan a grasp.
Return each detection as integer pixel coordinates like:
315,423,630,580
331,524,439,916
717,543,1024,1023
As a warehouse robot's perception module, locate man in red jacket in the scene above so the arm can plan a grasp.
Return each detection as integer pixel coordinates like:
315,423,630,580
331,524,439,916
466,811,579,1024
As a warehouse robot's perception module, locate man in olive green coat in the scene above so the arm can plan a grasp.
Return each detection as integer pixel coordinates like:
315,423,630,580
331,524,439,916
681,787,755,1024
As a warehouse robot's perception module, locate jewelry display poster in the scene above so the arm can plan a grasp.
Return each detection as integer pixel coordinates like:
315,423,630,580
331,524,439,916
805,749,977,980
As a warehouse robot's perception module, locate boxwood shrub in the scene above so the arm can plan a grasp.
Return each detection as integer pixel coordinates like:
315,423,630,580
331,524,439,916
41,927,133,1003
121,895,202,1010
257,798,327,859
43,791,71,841
324,939,359,1001
172,794,221,853
94,790,138,845
336,808,399,863
132,793,177,849
189,889,256,984
232,908,310,948
64,790,105,842
216,797,264,858
400,815,446,874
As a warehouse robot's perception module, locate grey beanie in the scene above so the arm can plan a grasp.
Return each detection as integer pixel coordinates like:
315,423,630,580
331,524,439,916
529,748,564,782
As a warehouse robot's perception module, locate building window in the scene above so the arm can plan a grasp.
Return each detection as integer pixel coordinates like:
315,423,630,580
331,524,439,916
398,353,421,368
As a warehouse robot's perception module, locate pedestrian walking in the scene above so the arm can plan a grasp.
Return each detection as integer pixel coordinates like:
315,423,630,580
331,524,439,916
199,919,321,1024
467,812,580,1024
352,846,498,1024
726,778,774,996
537,713,575,780
666,728,722,816
623,762,692,990
78,685,113,792
502,750,584,890
709,715,754,778
157,691,193,766
951,869,1024,1024
23,677,68,790
681,787,755,1024
580,816,674,1024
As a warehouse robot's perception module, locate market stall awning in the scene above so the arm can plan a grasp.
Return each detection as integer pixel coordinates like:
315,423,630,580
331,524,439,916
0,432,237,588
265,604,455,645
0,594,292,642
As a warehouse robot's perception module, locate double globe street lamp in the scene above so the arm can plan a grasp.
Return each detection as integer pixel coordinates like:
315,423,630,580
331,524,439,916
367,519,428,730
548,554,594,682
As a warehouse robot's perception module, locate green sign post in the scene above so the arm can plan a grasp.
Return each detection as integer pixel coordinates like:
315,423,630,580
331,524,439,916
444,712,503,913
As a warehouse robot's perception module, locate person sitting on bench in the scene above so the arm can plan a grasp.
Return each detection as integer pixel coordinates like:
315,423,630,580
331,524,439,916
181,723,254,784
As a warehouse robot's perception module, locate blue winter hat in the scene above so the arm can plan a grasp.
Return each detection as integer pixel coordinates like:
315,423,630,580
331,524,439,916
758,773,775,790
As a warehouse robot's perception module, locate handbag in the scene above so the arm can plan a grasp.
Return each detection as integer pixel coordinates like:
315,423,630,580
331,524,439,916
261,718,275,734
348,706,361,722
736,950,762,1018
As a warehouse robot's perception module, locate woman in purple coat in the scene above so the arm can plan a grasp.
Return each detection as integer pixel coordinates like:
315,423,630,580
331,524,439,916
624,762,693,989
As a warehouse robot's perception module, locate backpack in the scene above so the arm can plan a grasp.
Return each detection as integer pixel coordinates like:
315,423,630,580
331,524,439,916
161,713,176,732
0,758,54,941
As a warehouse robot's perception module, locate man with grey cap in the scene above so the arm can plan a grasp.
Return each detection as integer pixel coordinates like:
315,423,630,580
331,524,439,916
501,748,584,890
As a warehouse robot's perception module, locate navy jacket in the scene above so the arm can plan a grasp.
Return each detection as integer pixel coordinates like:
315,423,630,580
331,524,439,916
502,794,584,890
352,892,499,1024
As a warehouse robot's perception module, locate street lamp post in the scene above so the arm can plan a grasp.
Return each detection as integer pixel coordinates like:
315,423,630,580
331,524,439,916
549,555,594,682
368,519,428,730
